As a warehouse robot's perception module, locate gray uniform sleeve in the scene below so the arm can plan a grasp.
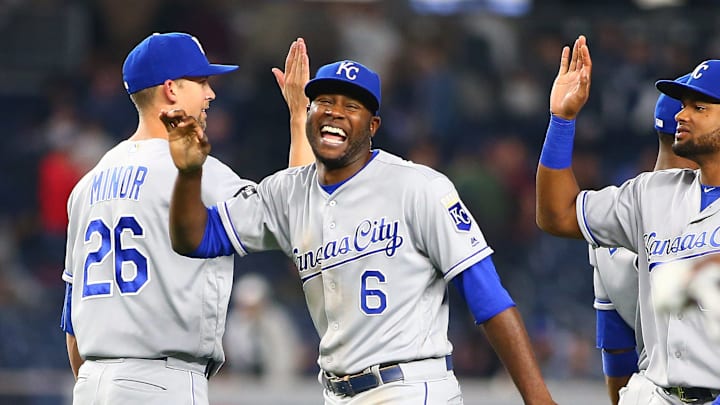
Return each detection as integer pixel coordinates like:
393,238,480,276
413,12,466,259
576,175,645,252
217,170,290,256
413,174,493,281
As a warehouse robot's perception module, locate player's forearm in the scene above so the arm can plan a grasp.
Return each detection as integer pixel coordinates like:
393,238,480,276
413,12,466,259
170,169,208,254
535,165,583,238
66,333,83,380
481,307,557,405
288,115,313,167
605,375,630,405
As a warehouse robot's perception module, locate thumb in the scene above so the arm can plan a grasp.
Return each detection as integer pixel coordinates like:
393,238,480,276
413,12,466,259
271,68,285,88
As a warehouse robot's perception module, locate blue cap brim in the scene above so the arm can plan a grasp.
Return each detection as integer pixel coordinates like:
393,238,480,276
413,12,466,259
184,63,239,78
656,80,720,103
305,78,379,113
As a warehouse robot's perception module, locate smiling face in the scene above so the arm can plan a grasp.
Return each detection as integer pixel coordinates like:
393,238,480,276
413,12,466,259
673,95,720,161
306,93,381,177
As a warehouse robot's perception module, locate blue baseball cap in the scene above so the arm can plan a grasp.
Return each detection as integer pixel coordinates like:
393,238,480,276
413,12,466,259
654,73,690,133
122,32,238,94
656,60,720,104
305,60,381,114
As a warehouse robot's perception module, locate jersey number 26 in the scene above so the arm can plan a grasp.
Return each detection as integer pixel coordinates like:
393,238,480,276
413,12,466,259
83,216,148,298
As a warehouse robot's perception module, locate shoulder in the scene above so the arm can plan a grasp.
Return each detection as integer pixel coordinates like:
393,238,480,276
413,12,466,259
373,150,447,183
637,168,697,186
259,163,316,188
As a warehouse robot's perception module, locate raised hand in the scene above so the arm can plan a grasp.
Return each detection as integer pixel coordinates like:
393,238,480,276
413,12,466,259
160,109,211,173
549,35,592,120
272,37,310,116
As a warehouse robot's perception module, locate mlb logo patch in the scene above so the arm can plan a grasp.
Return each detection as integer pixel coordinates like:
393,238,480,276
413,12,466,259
234,185,257,199
441,192,472,232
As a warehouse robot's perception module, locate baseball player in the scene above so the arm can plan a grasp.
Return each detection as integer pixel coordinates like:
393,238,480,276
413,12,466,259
536,35,720,404
162,59,557,404
590,74,697,405
60,33,313,405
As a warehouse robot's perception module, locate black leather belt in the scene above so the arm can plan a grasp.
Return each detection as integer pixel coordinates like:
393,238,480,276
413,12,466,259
663,386,720,403
322,355,453,398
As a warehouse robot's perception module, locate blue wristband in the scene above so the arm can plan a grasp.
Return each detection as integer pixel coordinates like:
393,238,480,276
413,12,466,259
539,114,576,169
602,349,638,377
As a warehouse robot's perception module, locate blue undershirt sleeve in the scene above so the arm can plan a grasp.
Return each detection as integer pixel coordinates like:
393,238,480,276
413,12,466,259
451,256,516,324
602,349,639,377
61,282,74,335
596,309,636,349
186,206,235,258
596,309,639,376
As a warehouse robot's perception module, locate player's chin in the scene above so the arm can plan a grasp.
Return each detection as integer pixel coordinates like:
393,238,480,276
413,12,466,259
315,151,349,169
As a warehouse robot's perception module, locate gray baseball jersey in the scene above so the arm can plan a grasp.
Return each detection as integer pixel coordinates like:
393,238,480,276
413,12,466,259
215,150,493,375
63,139,247,365
578,167,720,388
590,246,647,369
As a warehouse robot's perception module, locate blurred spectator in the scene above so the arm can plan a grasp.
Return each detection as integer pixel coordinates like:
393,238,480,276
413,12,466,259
224,273,304,384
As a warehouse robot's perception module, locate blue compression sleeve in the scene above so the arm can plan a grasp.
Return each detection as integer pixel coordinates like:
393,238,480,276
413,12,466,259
596,309,636,349
451,256,515,324
539,115,576,169
187,206,234,258
61,282,74,335
602,349,639,377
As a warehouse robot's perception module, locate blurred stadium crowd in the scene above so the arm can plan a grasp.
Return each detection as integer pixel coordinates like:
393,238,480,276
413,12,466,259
2,0,720,401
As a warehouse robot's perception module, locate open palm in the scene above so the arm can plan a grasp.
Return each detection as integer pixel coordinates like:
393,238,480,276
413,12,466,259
549,35,592,120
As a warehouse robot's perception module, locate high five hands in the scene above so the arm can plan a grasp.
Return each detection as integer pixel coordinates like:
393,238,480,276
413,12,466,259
272,37,310,115
160,109,210,174
550,35,592,120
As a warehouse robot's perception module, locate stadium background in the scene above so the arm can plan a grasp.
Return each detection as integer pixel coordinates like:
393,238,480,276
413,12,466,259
0,0,718,403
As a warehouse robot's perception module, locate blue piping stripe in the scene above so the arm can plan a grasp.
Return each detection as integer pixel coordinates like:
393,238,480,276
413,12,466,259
423,382,428,405
595,299,612,304
221,202,248,255
648,249,720,272
321,246,399,271
443,246,491,276
580,192,599,245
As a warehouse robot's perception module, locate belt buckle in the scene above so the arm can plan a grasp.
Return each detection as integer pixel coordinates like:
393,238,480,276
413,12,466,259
331,375,355,397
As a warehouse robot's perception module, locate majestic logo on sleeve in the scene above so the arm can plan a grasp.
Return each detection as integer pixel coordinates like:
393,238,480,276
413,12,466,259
293,217,403,271
644,226,720,259
441,192,472,232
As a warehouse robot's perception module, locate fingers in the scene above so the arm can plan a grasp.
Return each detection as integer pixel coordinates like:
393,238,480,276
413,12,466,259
558,46,570,75
159,109,187,131
271,67,286,89
580,39,592,77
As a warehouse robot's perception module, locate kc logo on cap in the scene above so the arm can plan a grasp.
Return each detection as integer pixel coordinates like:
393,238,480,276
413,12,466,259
305,60,382,114
656,60,720,103
335,61,361,81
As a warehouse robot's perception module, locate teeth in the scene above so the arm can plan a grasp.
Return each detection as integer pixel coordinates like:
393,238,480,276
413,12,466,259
321,126,346,137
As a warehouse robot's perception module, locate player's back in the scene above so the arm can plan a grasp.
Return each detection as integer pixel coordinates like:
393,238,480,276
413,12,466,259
63,139,245,363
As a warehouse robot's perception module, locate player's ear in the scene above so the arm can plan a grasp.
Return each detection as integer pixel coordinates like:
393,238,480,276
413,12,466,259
162,79,179,102
370,116,381,136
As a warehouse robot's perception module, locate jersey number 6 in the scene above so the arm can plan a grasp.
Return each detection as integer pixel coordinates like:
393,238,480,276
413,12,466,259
360,270,387,315
83,216,149,298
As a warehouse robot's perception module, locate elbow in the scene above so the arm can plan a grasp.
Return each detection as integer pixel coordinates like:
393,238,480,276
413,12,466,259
535,214,558,235
169,226,202,256
535,210,574,237
170,238,195,256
